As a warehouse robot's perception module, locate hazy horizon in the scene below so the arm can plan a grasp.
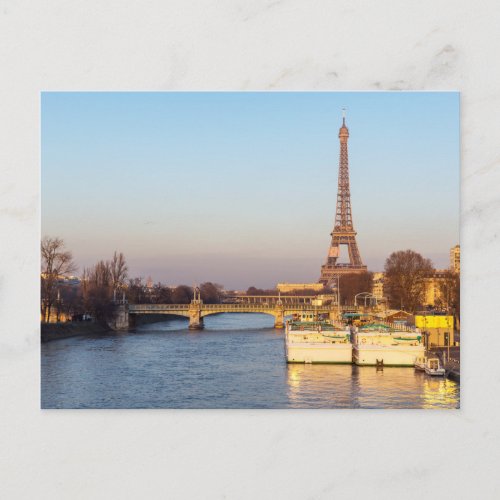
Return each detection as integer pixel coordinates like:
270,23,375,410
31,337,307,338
42,91,459,289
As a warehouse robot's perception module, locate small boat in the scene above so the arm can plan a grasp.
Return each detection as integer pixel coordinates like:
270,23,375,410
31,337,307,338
424,358,446,377
414,356,426,371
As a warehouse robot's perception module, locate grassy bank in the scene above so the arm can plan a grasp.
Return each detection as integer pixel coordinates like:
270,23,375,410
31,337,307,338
41,322,111,342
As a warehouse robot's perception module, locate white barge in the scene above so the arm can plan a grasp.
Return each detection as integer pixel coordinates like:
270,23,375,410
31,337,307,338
352,322,424,367
285,316,352,364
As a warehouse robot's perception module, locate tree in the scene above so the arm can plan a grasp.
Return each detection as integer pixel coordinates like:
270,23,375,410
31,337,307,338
172,285,193,304
81,251,128,321
338,272,374,305
41,237,76,322
246,287,276,296
154,284,173,304
199,282,222,303
436,270,460,320
384,250,434,313
126,277,146,304
110,251,128,290
58,283,84,320
82,260,113,320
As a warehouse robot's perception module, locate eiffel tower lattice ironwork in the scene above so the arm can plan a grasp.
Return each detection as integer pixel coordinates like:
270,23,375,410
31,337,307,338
319,112,367,285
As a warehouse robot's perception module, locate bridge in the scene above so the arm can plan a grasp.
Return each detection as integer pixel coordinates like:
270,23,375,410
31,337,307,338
112,295,358,330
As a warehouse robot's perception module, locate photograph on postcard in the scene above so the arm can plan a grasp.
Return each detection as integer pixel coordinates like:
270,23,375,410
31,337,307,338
41,91,460,409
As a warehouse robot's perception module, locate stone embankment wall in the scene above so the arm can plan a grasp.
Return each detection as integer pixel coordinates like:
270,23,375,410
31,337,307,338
41,322,110,342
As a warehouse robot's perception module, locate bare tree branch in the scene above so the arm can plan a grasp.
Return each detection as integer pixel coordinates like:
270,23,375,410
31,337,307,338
41,237,77,322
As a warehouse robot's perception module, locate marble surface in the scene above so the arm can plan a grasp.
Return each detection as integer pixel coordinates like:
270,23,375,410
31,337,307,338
1,1,500,498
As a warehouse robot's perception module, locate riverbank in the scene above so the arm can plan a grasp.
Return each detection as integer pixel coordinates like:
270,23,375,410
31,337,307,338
41,322,111,342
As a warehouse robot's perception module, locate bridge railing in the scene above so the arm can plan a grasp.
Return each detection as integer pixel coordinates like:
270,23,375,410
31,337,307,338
128,302,342,313
201,304,337,311
129,304,189,312
223,295,318,304
203,303,273,309
129,300,356,311
359,320,418,332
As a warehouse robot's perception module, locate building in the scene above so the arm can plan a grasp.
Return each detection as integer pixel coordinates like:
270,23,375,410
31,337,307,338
415,314,455,347
423,269,457,308
277,283,324,294
371,269,454,309
372,272,385,300
378,309,414,326
40,309,71,323
41,273,81,286
450,244,460,273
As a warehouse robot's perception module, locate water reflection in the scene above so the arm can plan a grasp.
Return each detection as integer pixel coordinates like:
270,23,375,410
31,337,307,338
421,376,460,409
287,363,459,409
286,364,356,408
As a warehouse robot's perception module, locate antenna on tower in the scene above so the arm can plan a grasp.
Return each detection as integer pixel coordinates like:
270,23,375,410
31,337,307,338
342,107,346,125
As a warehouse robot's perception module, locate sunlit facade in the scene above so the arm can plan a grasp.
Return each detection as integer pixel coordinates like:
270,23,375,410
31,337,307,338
423,270,449,307
372,272,385,300
40,310,71,323
277,283,324,293
415,314,454,346
450,244,460,273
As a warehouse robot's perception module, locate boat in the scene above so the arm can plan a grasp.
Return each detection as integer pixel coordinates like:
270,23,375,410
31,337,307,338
414,355,426,371
285,314,352,364
424,358,446,376
352,322,425,367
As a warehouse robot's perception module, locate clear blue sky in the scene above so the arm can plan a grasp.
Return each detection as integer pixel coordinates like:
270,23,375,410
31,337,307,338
42,92,459,289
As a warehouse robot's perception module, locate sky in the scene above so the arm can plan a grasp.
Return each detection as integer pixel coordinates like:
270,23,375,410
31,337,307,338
42,92,459,289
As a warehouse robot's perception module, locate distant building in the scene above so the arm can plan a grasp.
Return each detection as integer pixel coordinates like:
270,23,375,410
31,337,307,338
146,276,154,289
372,272,385,300
41,310,71,323
415,314,455,347
450,244,460,273
61,275,81,286
276,283,325,293
40,273,81,286
371,268,454,309
423,269,449,307
380,309,414,326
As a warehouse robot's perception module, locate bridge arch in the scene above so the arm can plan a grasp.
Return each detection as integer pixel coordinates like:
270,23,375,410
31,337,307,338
200,310,278,319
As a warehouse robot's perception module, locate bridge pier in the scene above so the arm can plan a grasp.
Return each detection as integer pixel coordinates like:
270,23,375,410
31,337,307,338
189,316,204,330
188,301,204,330
110,302,130,330
274,305,285,329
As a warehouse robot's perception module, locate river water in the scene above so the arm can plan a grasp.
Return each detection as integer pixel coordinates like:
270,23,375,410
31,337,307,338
41,314,459,409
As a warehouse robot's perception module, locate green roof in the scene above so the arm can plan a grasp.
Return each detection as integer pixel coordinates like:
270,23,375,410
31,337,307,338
359,323,392,330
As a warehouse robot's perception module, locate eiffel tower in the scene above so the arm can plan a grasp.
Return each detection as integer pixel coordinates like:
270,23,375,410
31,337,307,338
319,111,367,285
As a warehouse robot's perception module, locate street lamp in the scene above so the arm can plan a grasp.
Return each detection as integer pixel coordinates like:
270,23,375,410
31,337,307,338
337,275,340,312
328,275,340,318
334,275,340,316
354,292,377,308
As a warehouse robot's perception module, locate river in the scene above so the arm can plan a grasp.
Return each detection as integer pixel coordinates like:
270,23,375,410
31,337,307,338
41,314,459,409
